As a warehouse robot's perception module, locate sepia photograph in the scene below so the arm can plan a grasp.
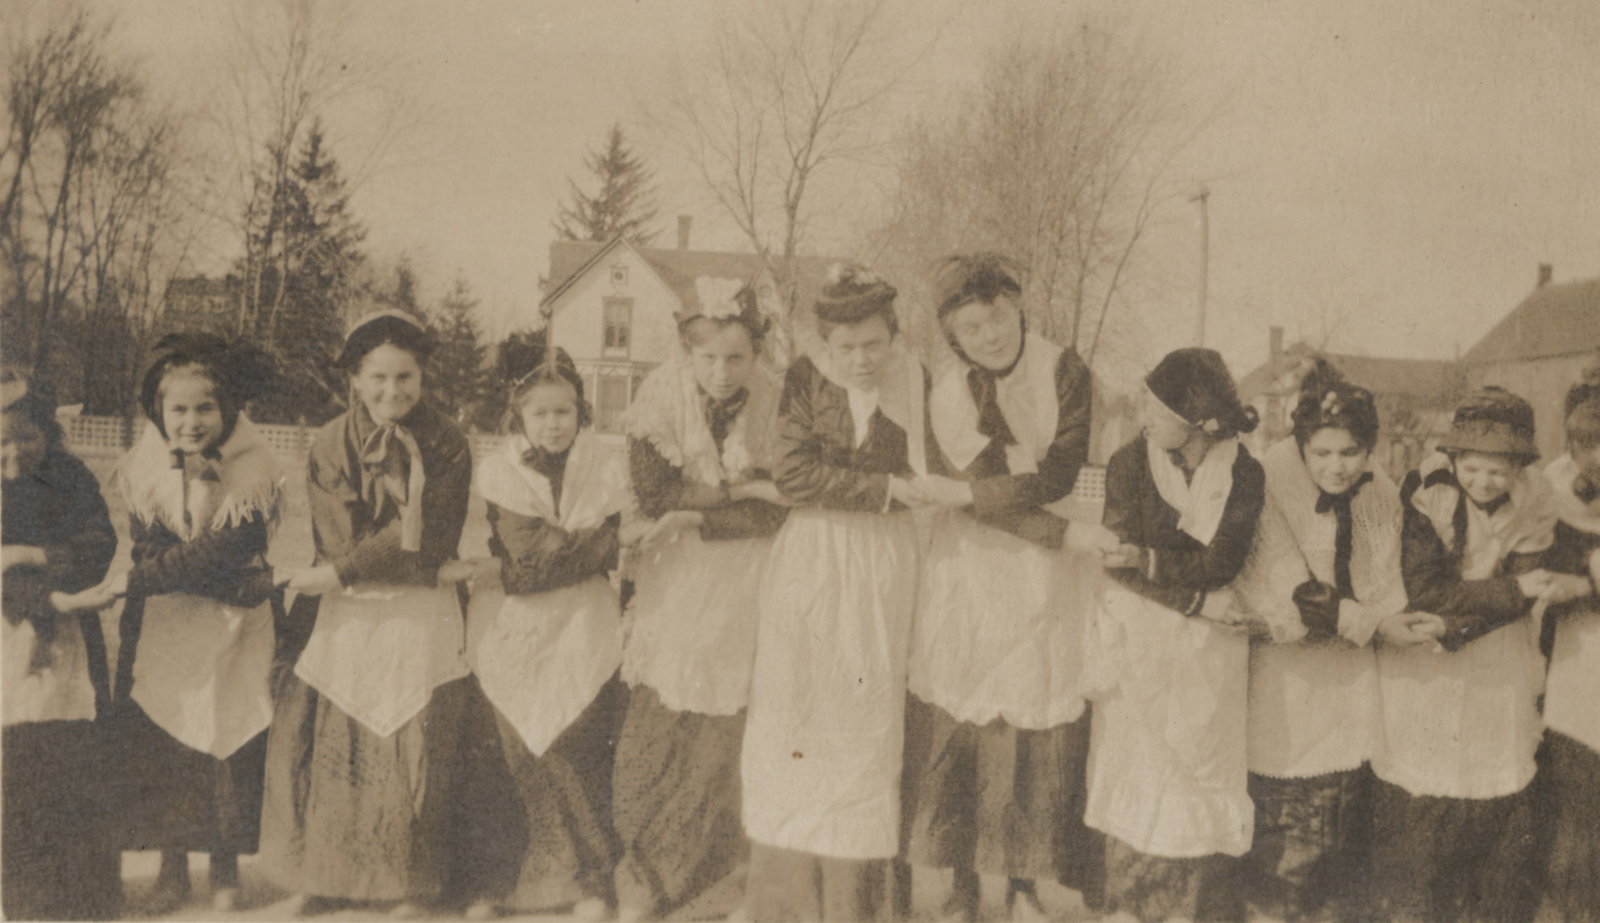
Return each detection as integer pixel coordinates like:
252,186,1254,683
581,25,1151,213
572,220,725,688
2,1,1598,921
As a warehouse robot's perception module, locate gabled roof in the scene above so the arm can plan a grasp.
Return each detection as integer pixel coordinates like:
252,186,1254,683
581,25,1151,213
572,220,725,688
1238,342,1461,407
544,237,838,318
1463,277,1600,364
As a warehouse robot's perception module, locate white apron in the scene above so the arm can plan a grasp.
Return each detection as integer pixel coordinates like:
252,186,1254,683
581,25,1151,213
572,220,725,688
912,334,1096,729
1083,587,1253,858
295,583,468,739
131,595,275,758
623,531,770,716
466,431,628,756
2,617,97,727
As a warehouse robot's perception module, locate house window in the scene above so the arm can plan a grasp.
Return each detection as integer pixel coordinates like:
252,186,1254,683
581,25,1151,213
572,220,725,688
603,297,632,357
596,375,630,433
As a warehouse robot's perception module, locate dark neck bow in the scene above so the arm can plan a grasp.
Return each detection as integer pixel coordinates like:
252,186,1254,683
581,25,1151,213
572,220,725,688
965,342,1026,449
702,387,750,448
1315,471,1372,599
360,421,426,552
1471,493,1511,517
169,447,225,533
521,444,571,510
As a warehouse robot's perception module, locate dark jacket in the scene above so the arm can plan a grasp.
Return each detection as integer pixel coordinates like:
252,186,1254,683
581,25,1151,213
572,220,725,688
487,446,620,595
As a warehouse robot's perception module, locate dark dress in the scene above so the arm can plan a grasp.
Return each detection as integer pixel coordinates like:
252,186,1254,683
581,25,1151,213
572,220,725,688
259,401,480,903
111,511,276,854
612,426,787,920
2,448,121,921
1366,468,1549,923
461,445,631,912
903,343,1103,894
1089,435,1264,923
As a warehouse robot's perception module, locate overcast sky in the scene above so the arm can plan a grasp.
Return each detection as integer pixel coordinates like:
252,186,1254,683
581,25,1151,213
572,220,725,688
24,0,1600,381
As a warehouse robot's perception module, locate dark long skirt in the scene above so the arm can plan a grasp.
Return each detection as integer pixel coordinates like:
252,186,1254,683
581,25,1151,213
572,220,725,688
1367,776,1538,923
1241,768,1371,922
461,676,627,913
2,721,122,921
901,694,1100,896
258,672,473,902
1537,731,1600,922
744,843,910,923
612,684,747,920
110,600,267,854
1100,836,1242,923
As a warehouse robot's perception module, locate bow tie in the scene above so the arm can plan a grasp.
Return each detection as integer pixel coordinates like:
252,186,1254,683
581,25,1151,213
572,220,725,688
521,443,571,479
1471,493,1511,517
1315,471,1373,514
703,388,749,445
361,422,426,552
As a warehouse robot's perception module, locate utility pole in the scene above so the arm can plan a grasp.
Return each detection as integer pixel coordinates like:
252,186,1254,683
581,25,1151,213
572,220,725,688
1190,186,1210,347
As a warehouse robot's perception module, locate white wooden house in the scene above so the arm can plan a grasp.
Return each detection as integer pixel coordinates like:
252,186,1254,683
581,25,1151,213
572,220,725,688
539,229,834,437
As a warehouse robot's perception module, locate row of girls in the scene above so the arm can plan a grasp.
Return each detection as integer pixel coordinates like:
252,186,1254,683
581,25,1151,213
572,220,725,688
3,251,1599,923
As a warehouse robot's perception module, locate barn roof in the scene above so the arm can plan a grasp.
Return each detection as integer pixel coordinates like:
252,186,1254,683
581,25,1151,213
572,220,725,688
1238,342,1461,407
1464,277,1600,364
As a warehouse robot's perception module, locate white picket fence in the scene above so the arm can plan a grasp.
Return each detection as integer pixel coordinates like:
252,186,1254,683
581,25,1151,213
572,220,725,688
61,413,1106,506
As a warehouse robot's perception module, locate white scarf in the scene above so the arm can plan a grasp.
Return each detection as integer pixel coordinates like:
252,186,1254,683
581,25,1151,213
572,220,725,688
623,356,781,487
117,416,281,540
1147,435,1239,547
930,333,1062,475
477,430,631,529
1410,451,1555,580
811,342,928,475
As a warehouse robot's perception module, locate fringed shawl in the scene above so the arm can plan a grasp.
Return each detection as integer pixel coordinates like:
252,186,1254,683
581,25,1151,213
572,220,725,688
623,357,782,488
116,415,281,540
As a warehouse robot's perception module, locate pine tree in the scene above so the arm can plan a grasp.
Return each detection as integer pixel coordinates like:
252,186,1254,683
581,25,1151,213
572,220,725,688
428,273,495,431
553,124,659,244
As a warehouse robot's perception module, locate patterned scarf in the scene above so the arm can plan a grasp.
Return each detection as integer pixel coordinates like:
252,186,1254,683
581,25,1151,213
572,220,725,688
358,414,426,553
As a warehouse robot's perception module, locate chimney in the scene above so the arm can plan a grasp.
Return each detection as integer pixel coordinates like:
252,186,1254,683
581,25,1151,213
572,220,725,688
1537,263,1552,288
677,215,692,251
1269,325,1284,363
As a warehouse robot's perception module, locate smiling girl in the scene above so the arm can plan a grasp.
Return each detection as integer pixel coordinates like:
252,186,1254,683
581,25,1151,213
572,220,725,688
260,311,478,917
104,334,282,914
1231,361,1426,921
461,345,648,921
611,279,788,922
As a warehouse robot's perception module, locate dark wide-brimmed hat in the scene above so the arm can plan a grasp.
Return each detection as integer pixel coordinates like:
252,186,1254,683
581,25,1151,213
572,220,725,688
814,262,897,327
335,310,435,371
932,252,1024,318
1437,386,1538,462
1146,347,1258,438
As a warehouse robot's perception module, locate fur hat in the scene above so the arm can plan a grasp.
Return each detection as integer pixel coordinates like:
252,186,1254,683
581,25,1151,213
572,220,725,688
1437,385,1538,463
335,310,435,371
1146,347,1258,438
932,252,1023,318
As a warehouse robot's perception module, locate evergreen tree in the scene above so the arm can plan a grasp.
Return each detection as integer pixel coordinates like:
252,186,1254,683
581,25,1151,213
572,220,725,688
553,124,659,244
428,273,495,430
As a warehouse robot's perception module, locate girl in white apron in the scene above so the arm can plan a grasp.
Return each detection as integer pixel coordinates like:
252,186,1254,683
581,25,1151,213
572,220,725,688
1538,366,1600,922
902,254,1108,922
1371,386,1582,922
1231,361,1428,921
104,333,282,914
462,346,647,921
2,383,122,920
1083,348,1264,923
262,311,479,917
739,262,940,922
612,280,788,922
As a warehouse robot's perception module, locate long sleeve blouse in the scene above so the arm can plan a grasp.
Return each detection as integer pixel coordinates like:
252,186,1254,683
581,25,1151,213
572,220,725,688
306,401,471,587
1398,470,1543,652
1102,434,1266,614
772,355,930,512
629,437,787,541
944,347,1092,549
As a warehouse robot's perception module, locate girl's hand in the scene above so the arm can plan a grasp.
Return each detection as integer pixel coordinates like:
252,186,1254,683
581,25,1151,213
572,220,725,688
732,480,792,506
51,586,119,613
1544,573,1595,604
1378,611,1445,647
1197,588,1246,629
437,558,493,584
642,510,704,547
911,474,974,508
1516,570,1553,599
284,565,341,596
619,517,657,547
1,544,47,571
888,476,931,508
1100,543,1143,570
1066,522,1124,556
